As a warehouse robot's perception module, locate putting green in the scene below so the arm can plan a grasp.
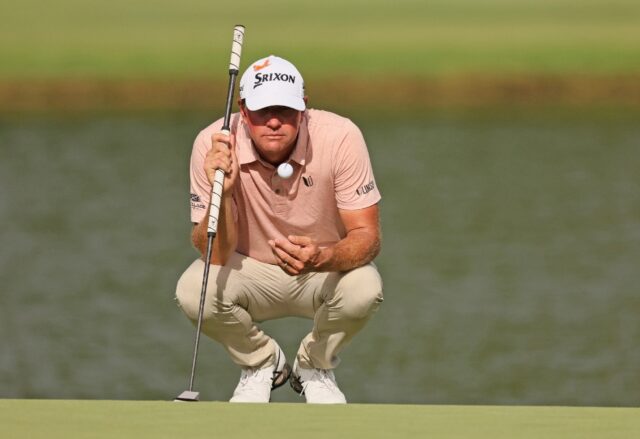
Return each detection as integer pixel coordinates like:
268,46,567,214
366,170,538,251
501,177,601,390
1,399,638,438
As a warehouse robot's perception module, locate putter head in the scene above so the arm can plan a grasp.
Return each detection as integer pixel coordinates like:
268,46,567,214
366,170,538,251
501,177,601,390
174,390,200,402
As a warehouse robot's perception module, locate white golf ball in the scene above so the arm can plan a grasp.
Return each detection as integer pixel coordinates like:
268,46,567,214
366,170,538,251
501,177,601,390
277,162,293,179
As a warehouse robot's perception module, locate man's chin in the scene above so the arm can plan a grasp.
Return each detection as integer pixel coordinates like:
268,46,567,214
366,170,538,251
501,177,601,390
258,140,292,153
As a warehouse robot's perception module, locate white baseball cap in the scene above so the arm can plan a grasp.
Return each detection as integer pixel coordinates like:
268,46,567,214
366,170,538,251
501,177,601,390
239,55,306,111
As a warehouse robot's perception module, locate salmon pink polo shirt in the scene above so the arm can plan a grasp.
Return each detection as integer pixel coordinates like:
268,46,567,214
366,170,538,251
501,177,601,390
189,109,381,264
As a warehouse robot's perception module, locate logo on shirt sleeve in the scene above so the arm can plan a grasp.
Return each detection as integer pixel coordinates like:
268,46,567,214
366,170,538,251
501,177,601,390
356,180,376,196
190,193,206,210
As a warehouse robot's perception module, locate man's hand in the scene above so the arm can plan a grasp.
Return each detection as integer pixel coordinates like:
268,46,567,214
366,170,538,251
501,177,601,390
268,235,329,275
268,205,380,275
205,132,239,193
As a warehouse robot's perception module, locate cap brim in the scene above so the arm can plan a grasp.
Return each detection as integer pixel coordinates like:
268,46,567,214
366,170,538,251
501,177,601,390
245,93,305,111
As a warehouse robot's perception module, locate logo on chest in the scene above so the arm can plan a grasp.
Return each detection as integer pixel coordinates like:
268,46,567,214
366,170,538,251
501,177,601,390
302,175,314,187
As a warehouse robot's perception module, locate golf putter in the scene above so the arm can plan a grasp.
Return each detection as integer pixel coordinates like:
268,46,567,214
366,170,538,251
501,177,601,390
175,24,245,402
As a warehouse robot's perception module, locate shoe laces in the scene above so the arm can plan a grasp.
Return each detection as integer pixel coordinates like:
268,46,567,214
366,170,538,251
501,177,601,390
238,367,269,388
302,369,339,393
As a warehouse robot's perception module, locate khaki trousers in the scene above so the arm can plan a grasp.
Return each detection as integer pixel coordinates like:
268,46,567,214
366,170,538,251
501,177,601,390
175,252,383,370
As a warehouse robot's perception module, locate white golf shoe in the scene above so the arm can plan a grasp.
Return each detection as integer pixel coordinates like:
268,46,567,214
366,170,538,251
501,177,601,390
229,341,291,403
290,359,347,404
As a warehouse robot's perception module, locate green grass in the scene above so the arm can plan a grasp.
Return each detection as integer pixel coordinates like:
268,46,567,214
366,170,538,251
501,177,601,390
1,0,639,79
1,399,639,438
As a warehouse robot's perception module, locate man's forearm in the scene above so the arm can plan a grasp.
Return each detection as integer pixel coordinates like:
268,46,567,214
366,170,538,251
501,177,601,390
315,228,380,273
191,194,237,265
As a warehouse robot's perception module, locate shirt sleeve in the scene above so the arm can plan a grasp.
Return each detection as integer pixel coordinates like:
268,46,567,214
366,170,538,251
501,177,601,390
333,120,381,210
189,130,211,224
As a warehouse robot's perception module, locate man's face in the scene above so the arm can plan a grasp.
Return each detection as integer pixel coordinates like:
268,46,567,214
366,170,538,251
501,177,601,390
240,102,304,165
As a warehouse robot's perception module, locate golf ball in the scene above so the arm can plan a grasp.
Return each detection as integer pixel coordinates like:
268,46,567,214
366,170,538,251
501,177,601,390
277,162,293,179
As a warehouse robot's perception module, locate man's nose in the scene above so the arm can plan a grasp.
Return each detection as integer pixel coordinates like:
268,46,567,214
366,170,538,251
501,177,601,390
265,113,282,129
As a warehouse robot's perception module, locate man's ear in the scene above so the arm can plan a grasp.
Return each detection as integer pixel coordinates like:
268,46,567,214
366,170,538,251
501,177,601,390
238,99,249,120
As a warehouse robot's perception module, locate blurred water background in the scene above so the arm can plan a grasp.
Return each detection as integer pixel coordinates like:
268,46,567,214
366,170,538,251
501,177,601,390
1,107,638,405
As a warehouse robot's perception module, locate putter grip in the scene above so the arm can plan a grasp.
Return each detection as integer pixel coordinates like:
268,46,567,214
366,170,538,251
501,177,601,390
229,25,245,72
207,128,230,236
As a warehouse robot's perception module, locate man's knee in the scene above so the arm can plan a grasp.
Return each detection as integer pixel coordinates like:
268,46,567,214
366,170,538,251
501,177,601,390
175,260,208,320
175,259,245,322
334,264,384,320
